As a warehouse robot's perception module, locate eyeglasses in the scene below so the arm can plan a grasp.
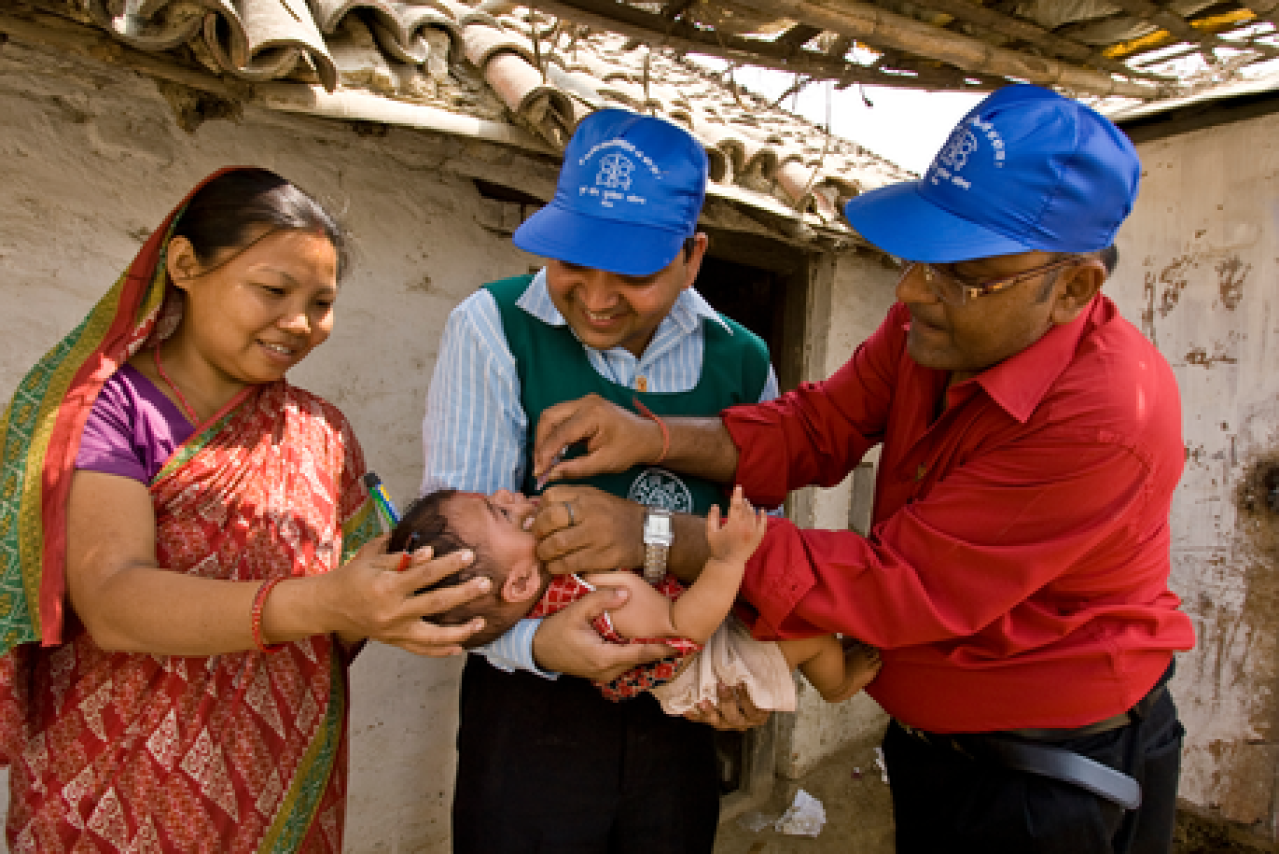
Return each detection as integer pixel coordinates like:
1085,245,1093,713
901,256,1084,306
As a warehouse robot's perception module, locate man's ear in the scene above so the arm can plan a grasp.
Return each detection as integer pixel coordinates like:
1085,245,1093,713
165,236,201,292
680,232,709,290
1050,259,1106,325
502,561,542,604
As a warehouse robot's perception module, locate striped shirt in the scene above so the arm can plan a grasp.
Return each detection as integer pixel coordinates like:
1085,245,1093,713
421,269,778,674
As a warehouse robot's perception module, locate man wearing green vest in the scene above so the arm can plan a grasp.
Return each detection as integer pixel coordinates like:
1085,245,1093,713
421,109,779,852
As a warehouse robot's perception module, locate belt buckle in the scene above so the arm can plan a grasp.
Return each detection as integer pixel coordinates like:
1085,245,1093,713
899,721,972,759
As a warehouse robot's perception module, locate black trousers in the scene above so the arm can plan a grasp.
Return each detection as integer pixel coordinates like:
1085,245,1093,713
452,656,720,854
883,688,1184,854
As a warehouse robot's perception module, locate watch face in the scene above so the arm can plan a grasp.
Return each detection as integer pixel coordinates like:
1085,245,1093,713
646,516,672,538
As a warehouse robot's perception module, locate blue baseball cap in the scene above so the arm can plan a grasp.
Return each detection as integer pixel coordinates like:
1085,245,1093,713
843,84,1140,263
513,109,708,276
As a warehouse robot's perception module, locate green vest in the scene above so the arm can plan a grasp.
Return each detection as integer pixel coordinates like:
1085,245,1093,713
486,274,771,516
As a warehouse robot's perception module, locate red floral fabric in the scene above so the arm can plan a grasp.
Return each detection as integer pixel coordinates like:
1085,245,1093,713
2,382,371,852
530,573,702,701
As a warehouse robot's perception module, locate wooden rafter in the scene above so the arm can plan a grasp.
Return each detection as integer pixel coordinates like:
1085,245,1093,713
1239,2,1279,30
1108,9,1271,69
776,23,824,51
862,45,1008,90
721,0,1160,98
522,0,997,91
899,0,1175,83
658,0,694,21
1108,0,1279,63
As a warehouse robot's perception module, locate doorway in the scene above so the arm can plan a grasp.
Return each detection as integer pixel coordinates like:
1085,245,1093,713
693,229,811,816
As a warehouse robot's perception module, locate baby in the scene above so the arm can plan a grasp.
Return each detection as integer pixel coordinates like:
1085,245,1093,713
391,486,880,713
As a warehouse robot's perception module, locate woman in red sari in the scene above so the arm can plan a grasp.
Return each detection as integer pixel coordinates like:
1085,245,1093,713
0,168,488,851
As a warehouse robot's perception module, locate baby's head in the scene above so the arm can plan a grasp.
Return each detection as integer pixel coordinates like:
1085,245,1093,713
390,488,550,648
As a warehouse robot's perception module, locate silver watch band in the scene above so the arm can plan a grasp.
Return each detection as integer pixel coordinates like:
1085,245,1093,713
642,542,668,585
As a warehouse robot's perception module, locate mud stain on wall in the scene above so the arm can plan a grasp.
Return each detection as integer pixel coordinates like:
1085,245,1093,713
1186,345,1239,368
1142,254,1196,344
1221,451,1279,828
1157,257,1195,317
1217,257,1251,311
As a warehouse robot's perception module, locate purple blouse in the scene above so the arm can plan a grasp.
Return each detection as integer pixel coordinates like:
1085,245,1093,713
75,364,195,484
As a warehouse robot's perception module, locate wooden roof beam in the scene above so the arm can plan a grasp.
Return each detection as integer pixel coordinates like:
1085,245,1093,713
722,0,1161,99
522,0,996,91
866,45,1007,89
1239,3,1279,30
1106,1,1279,60
1111,10,1276,66
776,23,825,51
899,0,1174,83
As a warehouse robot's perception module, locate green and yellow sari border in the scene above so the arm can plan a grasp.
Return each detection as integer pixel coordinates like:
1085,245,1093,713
259,652,347,853
0,269,164,651
151,405,245,486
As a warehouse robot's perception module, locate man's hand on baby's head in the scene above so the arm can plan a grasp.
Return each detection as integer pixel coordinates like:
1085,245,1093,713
705,485,768,564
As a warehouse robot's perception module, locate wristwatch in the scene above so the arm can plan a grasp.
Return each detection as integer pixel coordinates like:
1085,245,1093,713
642,507,673,585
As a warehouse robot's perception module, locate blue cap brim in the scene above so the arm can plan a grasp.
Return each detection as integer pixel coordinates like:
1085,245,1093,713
513,203,687,276
843,181,1035,263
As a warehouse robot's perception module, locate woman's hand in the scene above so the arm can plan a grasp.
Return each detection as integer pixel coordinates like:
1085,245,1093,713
530,486,646,576
531,587,674,681
315,536,490,657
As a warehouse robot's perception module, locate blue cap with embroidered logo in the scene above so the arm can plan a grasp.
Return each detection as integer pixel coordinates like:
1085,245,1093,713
513,108,708,276
843,84,1140,263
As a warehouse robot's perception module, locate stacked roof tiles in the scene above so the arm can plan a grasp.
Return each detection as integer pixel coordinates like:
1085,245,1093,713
63,0,914,227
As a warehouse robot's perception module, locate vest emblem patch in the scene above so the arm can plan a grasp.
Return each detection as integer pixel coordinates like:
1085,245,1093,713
627,468,694,513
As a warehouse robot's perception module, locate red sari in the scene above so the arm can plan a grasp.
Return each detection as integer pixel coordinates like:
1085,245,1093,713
0,169,378,851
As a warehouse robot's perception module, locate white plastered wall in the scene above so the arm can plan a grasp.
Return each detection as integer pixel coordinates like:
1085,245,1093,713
774,249,899,779
1109,111,1279,839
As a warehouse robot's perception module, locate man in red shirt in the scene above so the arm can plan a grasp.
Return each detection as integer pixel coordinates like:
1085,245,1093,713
528,84,1195,853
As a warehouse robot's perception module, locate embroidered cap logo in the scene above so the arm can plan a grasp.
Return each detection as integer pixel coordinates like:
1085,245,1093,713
576,139,661,210
938,127,978,172
928,116,1007,192
597,152,634,190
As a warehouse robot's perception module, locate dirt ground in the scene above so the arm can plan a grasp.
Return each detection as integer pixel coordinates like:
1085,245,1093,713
713,739,895,854
713,740,1279,854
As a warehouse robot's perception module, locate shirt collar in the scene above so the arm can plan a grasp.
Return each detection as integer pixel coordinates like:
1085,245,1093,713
966,295,1109,423
516,268,731,335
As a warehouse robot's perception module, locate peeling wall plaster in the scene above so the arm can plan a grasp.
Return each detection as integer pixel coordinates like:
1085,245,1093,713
1118,109,1279,836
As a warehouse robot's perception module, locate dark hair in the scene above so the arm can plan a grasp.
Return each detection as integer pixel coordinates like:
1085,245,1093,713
1098,244,1119,275
681,236,697,261
389,489,515,649
172,168,349,279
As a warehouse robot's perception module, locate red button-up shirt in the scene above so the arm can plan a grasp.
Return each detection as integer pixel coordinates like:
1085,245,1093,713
725,296,1195,733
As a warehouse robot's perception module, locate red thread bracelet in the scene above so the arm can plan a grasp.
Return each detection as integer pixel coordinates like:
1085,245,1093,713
633,397,669,465
251,578,286,654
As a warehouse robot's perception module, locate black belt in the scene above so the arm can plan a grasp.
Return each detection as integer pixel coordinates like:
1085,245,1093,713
896,674,1171,811
1002,684,1167,742
897,722,1143,810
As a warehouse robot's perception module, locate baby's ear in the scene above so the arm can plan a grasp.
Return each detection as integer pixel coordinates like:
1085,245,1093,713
502,562,542,603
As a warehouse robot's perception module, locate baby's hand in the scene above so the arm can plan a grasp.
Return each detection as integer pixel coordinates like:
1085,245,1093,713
706,486,768,565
